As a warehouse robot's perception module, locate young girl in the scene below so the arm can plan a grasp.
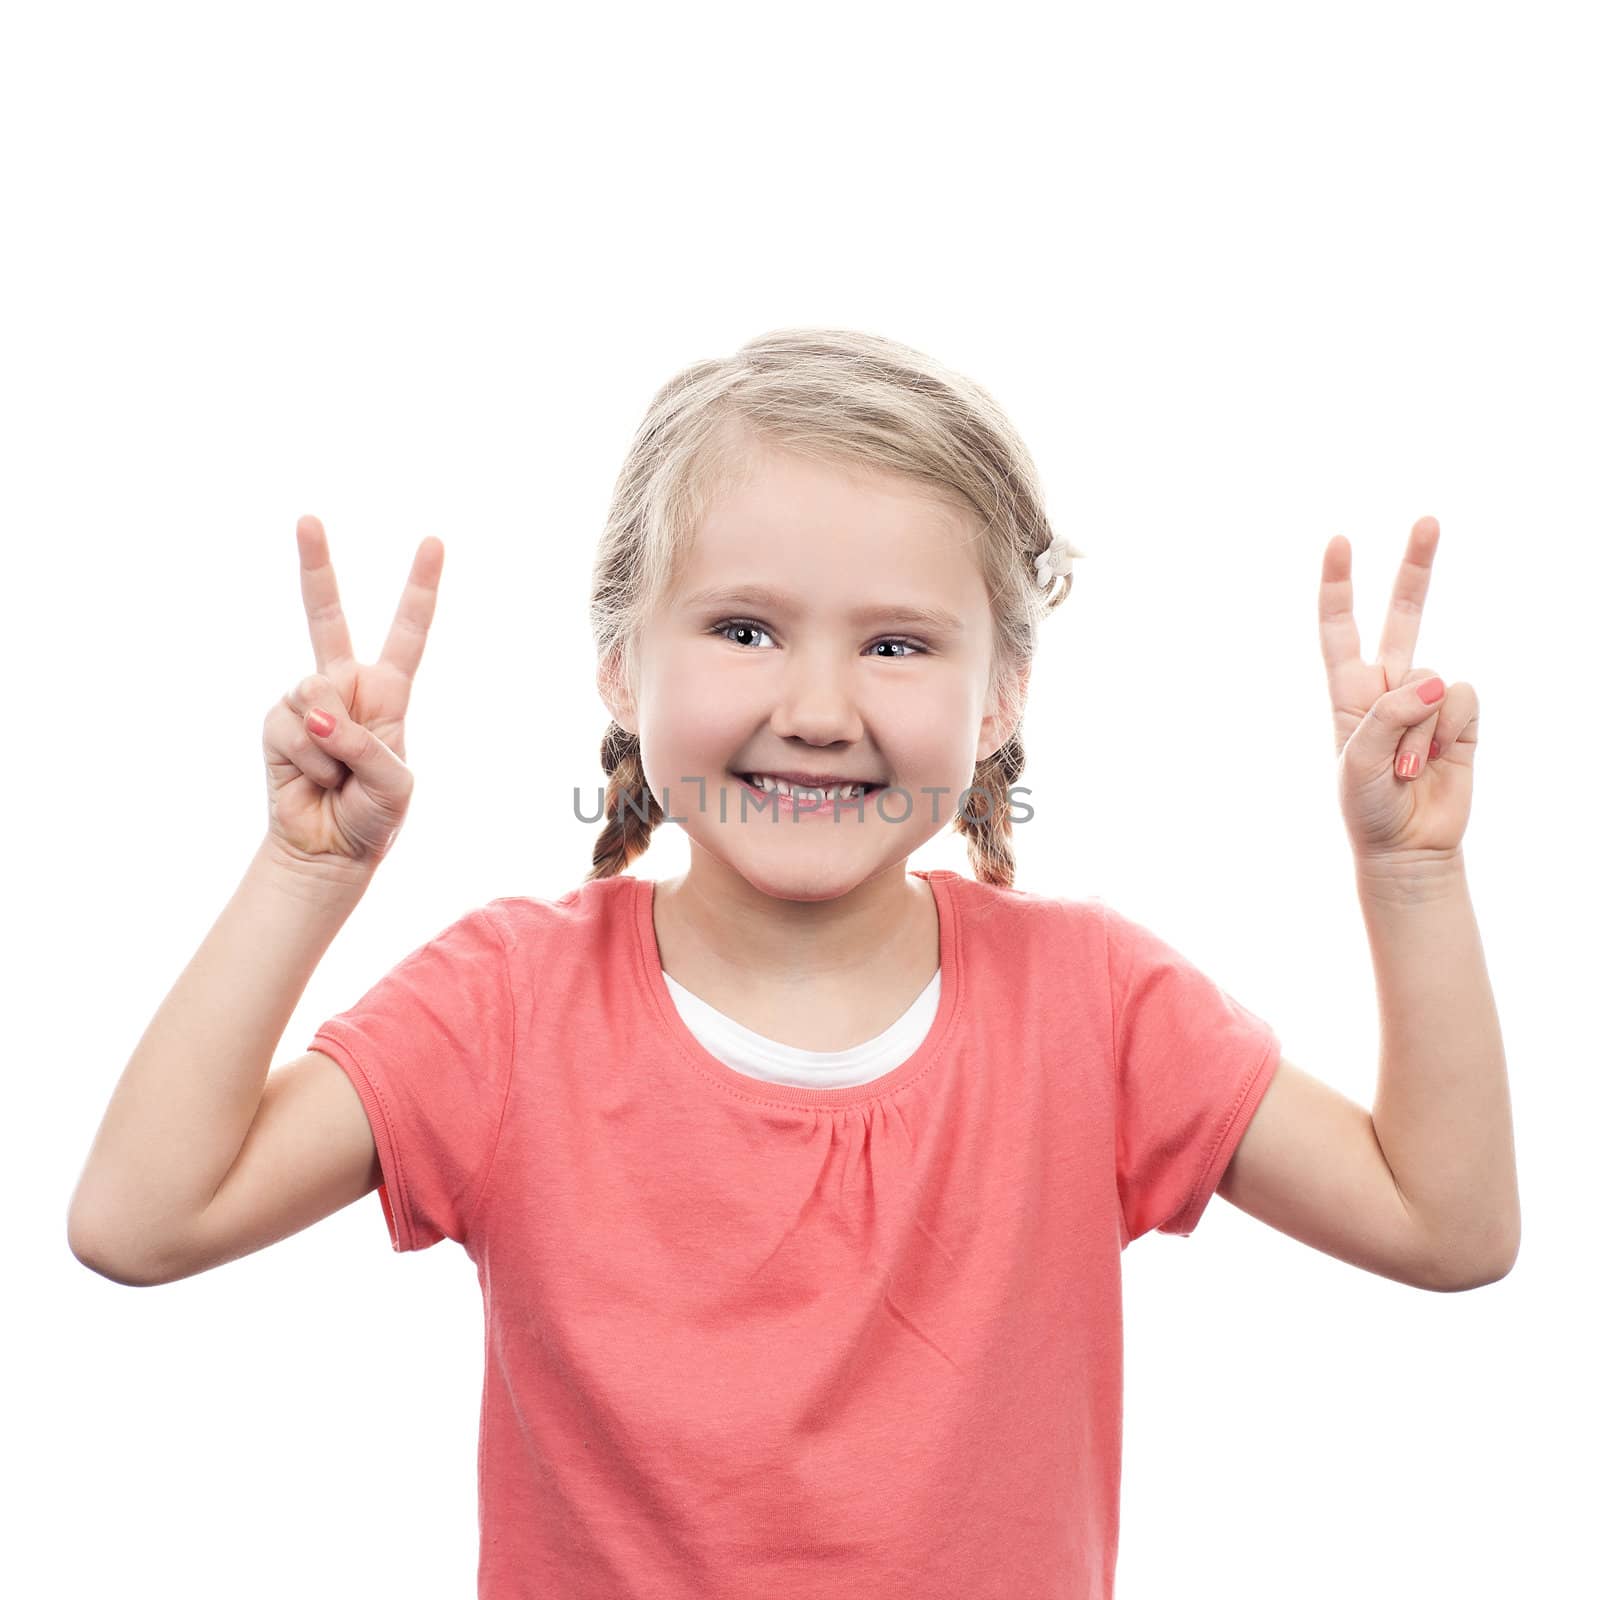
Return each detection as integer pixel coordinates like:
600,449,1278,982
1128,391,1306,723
69,328,1516,1599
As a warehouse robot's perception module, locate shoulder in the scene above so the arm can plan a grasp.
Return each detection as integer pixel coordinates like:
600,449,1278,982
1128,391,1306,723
478,872,644,970
932,872,1106,981
939,869,1102,935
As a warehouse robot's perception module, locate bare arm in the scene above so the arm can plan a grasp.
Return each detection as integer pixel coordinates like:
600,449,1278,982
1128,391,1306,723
68,514,441,1285
1361,852,1519,1282
1310,519,1517,1285
67,840,372,1282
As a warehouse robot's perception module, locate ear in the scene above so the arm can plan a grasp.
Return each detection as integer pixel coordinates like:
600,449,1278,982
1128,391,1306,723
596,651,638,736
976,660,1030,764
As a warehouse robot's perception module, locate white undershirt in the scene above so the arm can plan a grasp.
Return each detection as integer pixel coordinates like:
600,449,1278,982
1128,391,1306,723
661,969,942,1089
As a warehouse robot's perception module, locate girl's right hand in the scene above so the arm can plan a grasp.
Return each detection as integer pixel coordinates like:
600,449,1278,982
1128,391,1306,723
262,515,444,875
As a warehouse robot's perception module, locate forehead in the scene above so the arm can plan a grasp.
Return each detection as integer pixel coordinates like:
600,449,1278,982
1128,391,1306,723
671,446,988,623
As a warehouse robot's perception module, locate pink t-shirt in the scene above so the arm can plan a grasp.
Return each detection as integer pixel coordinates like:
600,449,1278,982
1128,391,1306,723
309,867,1279,1599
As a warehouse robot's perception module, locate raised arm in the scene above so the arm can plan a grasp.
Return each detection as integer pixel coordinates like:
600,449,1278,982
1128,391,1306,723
67,515,441,1283
1217,517,1516,1293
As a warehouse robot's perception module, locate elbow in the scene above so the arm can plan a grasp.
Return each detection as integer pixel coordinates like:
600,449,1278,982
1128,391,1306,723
1477,1233,1520,1288
68,1215,167,1289
1427,1230,1520,1293
1477,1219,1522,1288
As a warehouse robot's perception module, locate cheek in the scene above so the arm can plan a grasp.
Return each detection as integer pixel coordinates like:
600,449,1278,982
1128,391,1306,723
887,693,978,753
642,691,744,777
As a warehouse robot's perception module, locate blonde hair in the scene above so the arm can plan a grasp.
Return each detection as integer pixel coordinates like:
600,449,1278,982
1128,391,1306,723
586,327,1076,889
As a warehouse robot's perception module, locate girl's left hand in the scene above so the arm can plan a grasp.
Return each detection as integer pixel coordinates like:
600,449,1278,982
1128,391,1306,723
1319,515,1480,867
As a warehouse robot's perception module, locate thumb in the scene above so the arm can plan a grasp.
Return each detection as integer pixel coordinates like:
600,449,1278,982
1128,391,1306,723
306,705,413,808
1348,674,1446,773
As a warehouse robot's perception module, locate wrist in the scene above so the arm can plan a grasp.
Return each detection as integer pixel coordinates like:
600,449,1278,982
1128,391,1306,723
1353,846,1466,906
253,835,379,905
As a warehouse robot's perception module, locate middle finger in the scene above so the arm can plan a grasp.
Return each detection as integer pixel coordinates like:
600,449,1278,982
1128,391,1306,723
1374,515,1441,691
377,535,445,684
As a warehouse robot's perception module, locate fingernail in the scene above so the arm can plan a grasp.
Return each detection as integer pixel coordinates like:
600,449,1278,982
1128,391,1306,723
307,708,335,737
1418,678,1446,704
1429,738,1440,760
1396,751,1421,778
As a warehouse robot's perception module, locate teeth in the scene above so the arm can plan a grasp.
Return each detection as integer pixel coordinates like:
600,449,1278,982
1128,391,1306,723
745,774,870,800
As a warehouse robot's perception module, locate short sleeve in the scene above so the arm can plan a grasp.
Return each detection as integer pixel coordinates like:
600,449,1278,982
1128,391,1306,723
308,903,513,1254
1099,900,1280,1245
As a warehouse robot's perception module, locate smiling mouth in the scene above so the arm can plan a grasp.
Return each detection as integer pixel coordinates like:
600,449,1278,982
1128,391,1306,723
729,770,888,799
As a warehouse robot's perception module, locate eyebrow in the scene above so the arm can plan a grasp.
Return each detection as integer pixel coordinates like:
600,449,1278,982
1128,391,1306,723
678,584,966,635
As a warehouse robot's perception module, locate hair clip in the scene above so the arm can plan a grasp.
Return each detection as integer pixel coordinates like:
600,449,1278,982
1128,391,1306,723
1034,532,1087,592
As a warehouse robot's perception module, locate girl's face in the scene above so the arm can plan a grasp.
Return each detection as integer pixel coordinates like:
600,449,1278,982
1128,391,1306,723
609,445,1019,903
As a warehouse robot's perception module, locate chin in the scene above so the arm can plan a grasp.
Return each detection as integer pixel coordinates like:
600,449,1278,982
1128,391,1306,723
734,847,916,907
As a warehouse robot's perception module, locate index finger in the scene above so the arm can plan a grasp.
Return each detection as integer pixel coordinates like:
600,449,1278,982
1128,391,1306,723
1317,532,1363,680
1374,515,1441,690
376,535,445,682
296,514,356,674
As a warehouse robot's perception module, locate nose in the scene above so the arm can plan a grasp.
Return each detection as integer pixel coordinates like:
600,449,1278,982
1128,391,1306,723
766,647,867,749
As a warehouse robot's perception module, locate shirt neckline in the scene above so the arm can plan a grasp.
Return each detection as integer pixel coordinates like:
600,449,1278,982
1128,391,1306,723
661,967,940,1067
627,868,966,1110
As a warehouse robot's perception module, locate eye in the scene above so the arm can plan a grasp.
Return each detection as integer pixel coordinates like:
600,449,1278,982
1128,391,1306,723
710,619,928,657
713,619,776,649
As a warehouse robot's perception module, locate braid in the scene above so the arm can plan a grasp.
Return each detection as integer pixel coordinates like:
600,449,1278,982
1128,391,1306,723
949,523,1076,887
953,726,1027,889
585,721,664,881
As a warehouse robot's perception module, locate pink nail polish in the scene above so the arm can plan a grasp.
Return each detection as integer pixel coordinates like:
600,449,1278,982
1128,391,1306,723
1418,678,1446,704
1396,752,1421,778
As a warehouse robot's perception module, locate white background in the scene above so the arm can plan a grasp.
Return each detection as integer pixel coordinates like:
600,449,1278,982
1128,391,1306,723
9,2,1594,1595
